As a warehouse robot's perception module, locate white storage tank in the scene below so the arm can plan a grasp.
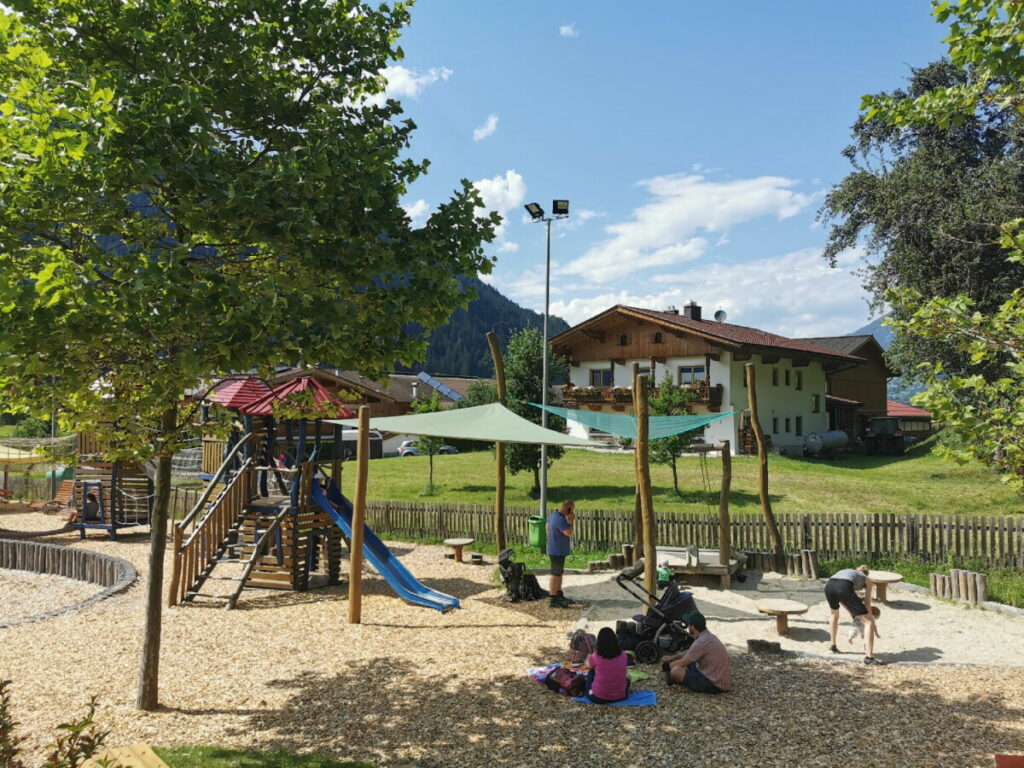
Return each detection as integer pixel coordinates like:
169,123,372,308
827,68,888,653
803,430,849,457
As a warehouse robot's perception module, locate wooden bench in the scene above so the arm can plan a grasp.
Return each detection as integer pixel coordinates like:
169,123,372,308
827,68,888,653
443,537,475,563
755,598,809,636
0,488,12,503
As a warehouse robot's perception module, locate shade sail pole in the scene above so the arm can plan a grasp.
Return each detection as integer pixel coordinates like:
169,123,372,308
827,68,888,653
745,363,784,571
487,331,507,552
632,364,657,599
348,406,370,624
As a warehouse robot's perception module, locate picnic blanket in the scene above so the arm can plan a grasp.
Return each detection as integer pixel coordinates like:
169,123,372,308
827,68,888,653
572,689,657,706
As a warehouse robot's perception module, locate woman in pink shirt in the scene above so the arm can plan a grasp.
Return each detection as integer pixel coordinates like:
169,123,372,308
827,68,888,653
582,627,630,703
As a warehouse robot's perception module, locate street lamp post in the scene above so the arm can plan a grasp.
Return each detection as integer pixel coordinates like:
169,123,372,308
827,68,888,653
524,200,569,520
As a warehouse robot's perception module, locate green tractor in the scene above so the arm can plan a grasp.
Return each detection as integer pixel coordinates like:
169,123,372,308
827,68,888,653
864,417,905,456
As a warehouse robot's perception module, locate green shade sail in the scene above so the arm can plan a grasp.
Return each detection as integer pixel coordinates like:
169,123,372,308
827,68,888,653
327,402,602,446
530,403,736,440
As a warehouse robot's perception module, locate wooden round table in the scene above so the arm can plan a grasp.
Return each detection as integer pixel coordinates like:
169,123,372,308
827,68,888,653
443,538,475,563
755,598,809,636
868,570,903,602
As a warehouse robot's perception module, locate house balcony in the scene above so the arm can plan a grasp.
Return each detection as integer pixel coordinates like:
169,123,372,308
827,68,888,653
561,381,724,411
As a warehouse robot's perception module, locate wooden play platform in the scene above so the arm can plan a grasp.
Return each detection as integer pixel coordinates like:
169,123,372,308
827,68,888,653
656,546,743,589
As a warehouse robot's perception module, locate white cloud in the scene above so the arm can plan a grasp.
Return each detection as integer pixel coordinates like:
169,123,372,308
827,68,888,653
561,173,813,284
473,169,527,241
473,114,499,141
383,65,453,98
560,208,604,232
559,23,579,37
549,246,870,337
498,241,519,253
402,198,430,227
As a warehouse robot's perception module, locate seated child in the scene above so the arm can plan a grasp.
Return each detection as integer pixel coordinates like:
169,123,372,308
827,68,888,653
656,559,673,589
848,605,881,644
580,626,630,704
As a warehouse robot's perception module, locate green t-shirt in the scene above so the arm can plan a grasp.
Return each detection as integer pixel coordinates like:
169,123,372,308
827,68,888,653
657,566,673,582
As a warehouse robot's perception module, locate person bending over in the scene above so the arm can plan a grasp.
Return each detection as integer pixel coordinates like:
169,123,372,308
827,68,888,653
825,565,882,665
580,627,630,704
546,500,575,608
661,611,732,694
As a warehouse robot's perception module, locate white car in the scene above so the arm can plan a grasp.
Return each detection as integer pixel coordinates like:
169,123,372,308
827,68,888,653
397,440,458,456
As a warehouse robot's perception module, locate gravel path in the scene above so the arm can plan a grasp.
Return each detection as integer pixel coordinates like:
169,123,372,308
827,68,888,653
1,512,1023,767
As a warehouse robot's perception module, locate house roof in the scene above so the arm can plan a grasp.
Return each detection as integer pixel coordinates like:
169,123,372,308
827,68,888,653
552,305,865,365
209,377,273,411
269,366,488,406
826,394,864,406
241,375,356,418
887,400,932,419
796,334,897,376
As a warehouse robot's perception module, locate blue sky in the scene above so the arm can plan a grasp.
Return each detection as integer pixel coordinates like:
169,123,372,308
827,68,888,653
383,1,948,337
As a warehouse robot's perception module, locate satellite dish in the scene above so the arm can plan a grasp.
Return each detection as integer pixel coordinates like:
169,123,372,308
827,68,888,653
714,309,727,323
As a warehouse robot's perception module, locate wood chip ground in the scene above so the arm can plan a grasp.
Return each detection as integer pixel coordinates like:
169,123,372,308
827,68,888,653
1,511,1023,767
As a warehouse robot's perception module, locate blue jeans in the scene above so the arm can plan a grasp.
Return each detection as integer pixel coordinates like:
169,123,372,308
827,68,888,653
585,669,630,704
682,662,724,694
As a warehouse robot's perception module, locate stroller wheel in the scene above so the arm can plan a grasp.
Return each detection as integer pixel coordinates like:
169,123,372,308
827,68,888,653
636,641,660,665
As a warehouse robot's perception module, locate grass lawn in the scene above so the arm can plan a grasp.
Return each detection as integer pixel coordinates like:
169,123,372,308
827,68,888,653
154,747,372,767
0,425,16,437
358,438,1024,518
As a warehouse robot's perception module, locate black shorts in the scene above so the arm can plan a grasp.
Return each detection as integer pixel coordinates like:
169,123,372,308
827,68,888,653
825,578,867,618
549,555,566,576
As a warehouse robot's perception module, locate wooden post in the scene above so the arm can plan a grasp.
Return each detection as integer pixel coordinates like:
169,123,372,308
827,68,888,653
621,543,634,566
745,363,784,571
717,441,732,571
967,570,978,605
950,569,961,601
929,572,937,596
958,569,970,603
801,550,811,578
632,364,657,599
632,487,644,557
348,406,370,624
486,331,507,552
976,572,988,604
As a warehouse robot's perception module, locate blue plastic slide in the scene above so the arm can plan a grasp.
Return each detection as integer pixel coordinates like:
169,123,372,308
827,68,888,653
310,480,460,613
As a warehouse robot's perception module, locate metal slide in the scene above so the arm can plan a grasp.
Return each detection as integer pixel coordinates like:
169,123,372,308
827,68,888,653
310,481,459,613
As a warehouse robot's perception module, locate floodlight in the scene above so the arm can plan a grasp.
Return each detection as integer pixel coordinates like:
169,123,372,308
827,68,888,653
524,202,545,220
552,199,570,216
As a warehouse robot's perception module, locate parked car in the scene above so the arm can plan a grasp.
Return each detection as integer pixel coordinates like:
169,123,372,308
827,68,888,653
397,440,458,456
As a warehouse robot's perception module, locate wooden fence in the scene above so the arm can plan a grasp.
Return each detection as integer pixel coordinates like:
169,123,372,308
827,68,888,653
363,501,1024,569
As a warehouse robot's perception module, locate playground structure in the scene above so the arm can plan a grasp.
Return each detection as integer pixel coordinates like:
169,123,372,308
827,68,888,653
168,420,458,611
69,457,153,540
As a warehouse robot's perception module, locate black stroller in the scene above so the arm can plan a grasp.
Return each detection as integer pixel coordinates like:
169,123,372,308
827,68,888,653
498,548,548,602
615,558,697,664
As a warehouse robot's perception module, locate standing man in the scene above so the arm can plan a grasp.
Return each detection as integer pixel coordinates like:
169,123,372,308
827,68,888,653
661,611,732,694
546,500,575,608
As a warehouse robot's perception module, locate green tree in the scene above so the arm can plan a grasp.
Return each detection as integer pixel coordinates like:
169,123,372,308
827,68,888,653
862,0,1024,492
504,327,568,496
0,0,496,709
649,374,698,496
820,59,1024,379
409,391,445,494
454,379,498,409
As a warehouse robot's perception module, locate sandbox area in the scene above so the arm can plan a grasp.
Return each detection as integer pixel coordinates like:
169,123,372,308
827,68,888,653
0,569,102,625
1,511,1023,768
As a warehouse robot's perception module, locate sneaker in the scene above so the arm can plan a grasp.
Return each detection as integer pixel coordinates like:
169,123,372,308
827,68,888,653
549,596,571,608
829,645,839,654
863,656,884,666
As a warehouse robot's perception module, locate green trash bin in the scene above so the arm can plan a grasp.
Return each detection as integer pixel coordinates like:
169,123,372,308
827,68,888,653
45,466,74,484
528,514,547,551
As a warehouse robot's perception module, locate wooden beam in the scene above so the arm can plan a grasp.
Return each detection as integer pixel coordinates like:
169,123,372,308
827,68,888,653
718,440,732,571
632,364,657,599
487,331,507,552
348,406,370,624
583,329,605,342
745,364,784,571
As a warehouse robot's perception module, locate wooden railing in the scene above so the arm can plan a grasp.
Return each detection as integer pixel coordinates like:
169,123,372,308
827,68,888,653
562,381,724,410
361,500,1024,569
168,434,260,606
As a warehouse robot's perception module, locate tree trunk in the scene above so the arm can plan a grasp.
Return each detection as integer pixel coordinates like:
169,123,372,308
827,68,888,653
532,465,540,498
670,458,680,495
745,363,784,571
136,406,175,711
633,364,657,598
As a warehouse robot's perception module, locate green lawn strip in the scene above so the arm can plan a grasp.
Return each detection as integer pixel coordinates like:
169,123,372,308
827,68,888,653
353,441,1023,518
154,746,373,768
819,555,1024,609
377,533,612,572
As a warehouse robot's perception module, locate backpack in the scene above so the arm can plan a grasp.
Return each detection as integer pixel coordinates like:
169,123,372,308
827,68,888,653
566,630,597,666
501,555,547,602
543,666,586,697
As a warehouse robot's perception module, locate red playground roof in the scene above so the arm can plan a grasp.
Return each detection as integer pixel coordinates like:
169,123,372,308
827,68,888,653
241,375,356,418
887,400,932,419
210,377,273,411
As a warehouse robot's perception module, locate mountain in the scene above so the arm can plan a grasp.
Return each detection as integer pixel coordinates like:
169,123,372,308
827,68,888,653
396,277,570,378
849,315,924,404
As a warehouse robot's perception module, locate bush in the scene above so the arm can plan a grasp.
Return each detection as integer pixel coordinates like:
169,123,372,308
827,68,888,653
0,681,115,768
11,418,51,439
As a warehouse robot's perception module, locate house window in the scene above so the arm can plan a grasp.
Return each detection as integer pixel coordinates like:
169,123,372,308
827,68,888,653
654,332,664,344
811,394,820,413
795,416,803,437
785,417,791,433
590,369,613,387
784,369,791,387
678,366,706,385
618,334,628,346
772,367,779,386
795,371,803,391
772,417,779,434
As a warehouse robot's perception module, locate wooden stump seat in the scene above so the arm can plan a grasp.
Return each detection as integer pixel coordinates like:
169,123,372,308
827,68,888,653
755,598,809,636
443,537,475,563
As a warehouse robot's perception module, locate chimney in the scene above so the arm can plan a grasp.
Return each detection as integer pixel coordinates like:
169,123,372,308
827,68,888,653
683,301,702,321
664,305,679,315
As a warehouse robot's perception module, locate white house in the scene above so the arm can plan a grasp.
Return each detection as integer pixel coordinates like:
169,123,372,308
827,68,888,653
550,303,865,455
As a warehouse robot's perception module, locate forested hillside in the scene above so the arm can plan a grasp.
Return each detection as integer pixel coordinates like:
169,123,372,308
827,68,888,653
397,277,570,377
